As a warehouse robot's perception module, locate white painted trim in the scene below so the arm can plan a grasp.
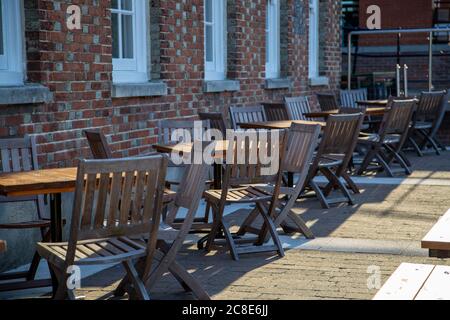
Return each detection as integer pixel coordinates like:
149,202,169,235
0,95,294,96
265,0,280,79
0,0,24,86
112,0,149,84
204,0,227,81
308,0,319,79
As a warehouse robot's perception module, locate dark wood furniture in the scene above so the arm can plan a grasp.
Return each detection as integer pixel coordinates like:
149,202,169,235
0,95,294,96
238,120,325,130
84,129,113,159
409,91,448,156
203,131,286,260
305,113,365,209
262,102,289,121
198,112,228,136
305,107,386,119
229,106,267,129
422,208,450,258
317,92,340,111
340,89,368,108
357,98,417,177
37,156,168,300
373,263,450,300
284,96,313,121
0,136,53,292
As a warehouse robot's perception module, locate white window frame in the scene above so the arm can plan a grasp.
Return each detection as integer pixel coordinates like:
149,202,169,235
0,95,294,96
0,0,24,86
112,0,149,83
204,0,227,81
265,0,280,79
308,0,320,79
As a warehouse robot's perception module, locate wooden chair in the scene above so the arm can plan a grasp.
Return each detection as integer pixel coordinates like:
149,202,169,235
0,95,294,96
340,88,368,108
37,155,168,300
203,130,286,260
229,106,267,129
262,102,289,121
408,91,447,156
237,123,321,239
84,130,113,159
357,98,417,177
158,119,211,144
284,96,313,121
198,112,228,136
0,136,51,292
305,113,365,209
317,92,340,111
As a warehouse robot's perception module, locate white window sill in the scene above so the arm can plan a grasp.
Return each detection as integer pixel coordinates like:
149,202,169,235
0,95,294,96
0,83,53,105
309,76,329,87
203,80,240,93
265,78,292,90
111,81,168,98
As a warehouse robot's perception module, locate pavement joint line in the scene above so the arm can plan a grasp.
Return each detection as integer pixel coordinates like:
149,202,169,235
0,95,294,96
281,236,429,257
314,176,450,186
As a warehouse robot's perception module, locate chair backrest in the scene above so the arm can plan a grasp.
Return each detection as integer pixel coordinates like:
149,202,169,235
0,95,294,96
229,106,267,129
379,98,416,137
158,119,211,144
262,103,289,121
282,123,321,175
0,136,45,215
84,130,113,159
284,96,312,120
317,92,340,111
416,91,446,121
316,113,365,158
67,156,168,255
340,89,368,108
198,112,228,136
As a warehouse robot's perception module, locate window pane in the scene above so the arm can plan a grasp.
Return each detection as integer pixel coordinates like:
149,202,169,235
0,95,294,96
112,0,119,9
112,13,119,58
0,0,3,55
205,0,212,22
122,0,133,11
266,31,270,63
205,25,213,62
121,14,134,59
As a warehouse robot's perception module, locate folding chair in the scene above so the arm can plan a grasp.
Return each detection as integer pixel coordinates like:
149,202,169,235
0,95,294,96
284,96,313,121
317,92,340,111
198,112,228,136
262,102,289,121
305,113,365,209
340,88,368,108
408,91,447,156
37,155,168,300
357,98,417,177
0,136,51,292
229,106,267,129
203,130,286,260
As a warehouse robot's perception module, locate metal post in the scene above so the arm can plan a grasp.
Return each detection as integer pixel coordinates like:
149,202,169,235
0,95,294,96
348,33,352,90
396,64,401,97
403,64,408,97
428,31,433,91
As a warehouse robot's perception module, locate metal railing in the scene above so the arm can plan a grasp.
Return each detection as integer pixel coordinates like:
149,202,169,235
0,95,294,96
347,27,450,91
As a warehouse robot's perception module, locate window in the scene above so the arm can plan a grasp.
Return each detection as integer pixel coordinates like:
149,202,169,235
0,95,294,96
265,0,280,79
204,0,227,81
111,0,148,83
308,0,319,79
0,0,24,86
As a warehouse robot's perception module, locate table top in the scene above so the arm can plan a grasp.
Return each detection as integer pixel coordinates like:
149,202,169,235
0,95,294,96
153,140,229,158
238,120,325,130
0,167,176,203
357,99,450,109
305,107,387,119
0,240,6,253
0,167,78,197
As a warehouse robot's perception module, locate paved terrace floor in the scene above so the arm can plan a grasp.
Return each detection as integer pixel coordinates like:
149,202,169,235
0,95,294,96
2,150,450,300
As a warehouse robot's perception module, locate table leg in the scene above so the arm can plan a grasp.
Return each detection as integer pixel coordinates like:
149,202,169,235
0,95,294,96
50,193,63,242
213,163,222,189
287,172,294,188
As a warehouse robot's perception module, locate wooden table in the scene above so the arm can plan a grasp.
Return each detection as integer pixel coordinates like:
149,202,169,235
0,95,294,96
238,120,325,130
304,107,387,119
0,240,6,253
357,99,450,111
373,263,450,300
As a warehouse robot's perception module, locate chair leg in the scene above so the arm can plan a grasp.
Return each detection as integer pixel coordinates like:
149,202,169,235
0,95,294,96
50,265,75,300
422,131,441,156
236,207,259,236
384,144,412,175
374,152,394,177
204,205,222,253
342,171,360,194
357,148,377,175
408,136,424,157
256,204,284,258
322,168,354,205
309,180,330,209
221,220,239,261
168,260,211,300
287,211,314,239
122,260,150,300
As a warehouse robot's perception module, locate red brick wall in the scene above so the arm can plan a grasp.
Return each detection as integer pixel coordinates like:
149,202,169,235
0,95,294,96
0,0,342,168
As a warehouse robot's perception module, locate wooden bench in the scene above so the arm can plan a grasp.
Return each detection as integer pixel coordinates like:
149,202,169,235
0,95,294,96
373,263,450,300
422,208,450,258
0,240,6,253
